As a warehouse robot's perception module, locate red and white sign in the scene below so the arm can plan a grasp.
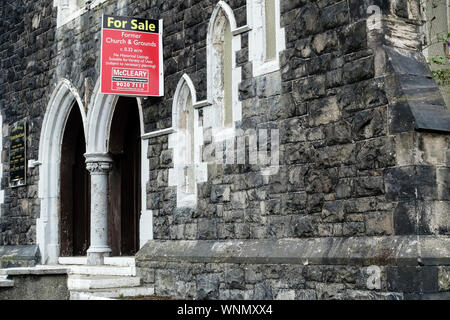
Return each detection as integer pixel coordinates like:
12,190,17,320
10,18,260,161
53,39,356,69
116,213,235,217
100,15,163,96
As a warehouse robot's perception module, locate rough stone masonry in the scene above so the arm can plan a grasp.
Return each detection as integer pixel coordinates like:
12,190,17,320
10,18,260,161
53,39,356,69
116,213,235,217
0,0,450,299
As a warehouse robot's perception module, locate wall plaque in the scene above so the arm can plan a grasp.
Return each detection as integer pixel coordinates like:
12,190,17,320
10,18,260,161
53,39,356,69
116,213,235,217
10,120,26,187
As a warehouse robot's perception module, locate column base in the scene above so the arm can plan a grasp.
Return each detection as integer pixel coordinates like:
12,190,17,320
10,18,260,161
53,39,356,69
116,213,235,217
87,246,111,265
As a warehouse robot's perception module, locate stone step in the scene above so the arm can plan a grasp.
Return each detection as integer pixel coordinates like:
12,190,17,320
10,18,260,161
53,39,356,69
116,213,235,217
104,257,135,267
69,292,114,300
0,265,68,276
70,286,155,300
68,275,141,290
58,257,87,265
68,265,136,277
58,256,135,267
0,276,14,288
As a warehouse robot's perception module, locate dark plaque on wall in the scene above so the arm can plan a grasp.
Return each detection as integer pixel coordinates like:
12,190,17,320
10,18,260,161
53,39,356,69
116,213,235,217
10,120,26,187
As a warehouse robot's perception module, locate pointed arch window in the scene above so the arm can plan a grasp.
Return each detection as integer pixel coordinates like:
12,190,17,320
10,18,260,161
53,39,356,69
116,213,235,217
168,75,207,208
178,83,196,194
209,7,233,128
204,1,242,136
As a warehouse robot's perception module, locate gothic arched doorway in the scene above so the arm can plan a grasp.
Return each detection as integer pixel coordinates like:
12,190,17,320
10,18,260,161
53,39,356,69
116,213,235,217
108,97,142,256
59,102,90,256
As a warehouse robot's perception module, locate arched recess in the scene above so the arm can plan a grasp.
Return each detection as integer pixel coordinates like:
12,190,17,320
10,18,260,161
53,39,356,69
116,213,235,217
86,80,149,251
108,97,142,256
59,102,90,257
37,79,87,264
204,1,242,140
168,74,207,208
86,80,145,154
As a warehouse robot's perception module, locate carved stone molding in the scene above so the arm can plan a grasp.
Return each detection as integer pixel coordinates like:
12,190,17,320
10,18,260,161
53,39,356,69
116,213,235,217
86,161,112,174
85,153,113,175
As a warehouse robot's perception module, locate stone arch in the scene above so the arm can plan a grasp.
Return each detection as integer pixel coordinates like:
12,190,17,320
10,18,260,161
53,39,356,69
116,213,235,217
37,79,87,264
84,80,148,261
172,74,198,131
168,74,207,207
86,80,145,155
205,1,242,135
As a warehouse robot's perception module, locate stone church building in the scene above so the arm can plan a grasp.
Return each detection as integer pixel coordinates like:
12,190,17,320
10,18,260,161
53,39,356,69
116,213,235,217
0,0,450,299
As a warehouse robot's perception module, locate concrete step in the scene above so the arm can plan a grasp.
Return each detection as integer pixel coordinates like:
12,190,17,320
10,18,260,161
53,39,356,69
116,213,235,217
59,256,135,267
69,292,114,300
58,257,86,265
68,275,141,290
0,276,14,288
104,257,135,267
70,286,155,300
0,265,68,276
68,265,136,277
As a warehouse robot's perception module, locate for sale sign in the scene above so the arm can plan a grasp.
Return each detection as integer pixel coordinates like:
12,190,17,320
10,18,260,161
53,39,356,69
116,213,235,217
101,15,163,96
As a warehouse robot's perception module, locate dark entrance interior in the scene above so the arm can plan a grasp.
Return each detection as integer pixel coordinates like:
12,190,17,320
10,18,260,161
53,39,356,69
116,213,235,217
108,97,141,256
60,103,90,257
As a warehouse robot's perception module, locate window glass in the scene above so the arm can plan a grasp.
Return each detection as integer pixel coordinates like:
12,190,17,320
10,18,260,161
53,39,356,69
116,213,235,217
265,0,277,61
223,21,233,127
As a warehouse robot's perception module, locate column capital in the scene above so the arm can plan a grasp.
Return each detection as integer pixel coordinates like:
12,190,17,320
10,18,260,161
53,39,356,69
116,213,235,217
85,153,113,174
86,161,112,174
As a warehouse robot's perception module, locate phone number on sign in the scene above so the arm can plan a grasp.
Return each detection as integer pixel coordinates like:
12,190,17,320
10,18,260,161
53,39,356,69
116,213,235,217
113,82,147,90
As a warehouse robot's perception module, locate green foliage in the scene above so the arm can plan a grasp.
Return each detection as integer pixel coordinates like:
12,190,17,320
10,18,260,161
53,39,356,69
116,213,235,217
422,1,450,91
431,69,450,86
435,32,450,42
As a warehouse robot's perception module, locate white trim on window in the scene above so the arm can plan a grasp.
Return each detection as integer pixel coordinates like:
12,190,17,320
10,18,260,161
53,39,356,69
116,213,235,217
203,1,242,143
247,0,285,77
53,0,107,28
168,74,208,208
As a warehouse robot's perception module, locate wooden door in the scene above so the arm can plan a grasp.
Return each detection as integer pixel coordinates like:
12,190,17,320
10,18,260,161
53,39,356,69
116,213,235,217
108,97,141,256
60,103,90,256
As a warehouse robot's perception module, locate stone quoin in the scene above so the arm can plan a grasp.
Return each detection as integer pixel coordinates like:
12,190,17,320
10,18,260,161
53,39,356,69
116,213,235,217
0,0,450,300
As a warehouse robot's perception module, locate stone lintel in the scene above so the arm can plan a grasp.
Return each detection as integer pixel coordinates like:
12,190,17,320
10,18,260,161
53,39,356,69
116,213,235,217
136,236,450,267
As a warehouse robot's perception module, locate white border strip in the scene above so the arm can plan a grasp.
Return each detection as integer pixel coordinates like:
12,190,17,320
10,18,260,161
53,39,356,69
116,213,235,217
193,100,212,109
232,25,251,36
141,127,174,140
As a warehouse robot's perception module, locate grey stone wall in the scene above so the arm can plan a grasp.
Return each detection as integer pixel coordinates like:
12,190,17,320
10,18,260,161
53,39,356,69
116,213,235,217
0,245,39,268
148,0,450,242
136,237,450,300
0,0,248,246
140,0,450,299
0,0,56,245
0,0,449,300
0,274,69,300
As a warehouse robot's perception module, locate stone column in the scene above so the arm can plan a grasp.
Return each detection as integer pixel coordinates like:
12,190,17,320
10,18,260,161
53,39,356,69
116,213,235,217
85,153,113,265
